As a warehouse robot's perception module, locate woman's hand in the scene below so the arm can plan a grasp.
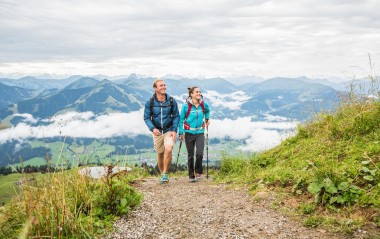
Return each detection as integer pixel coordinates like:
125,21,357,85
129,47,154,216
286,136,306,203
179,134,184,142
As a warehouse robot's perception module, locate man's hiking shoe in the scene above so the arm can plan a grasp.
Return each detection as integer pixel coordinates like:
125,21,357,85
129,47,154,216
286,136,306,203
189,178,196,183
160,173,169,184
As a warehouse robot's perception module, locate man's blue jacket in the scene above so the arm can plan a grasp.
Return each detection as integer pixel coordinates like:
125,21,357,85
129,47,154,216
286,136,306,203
143,93,179,134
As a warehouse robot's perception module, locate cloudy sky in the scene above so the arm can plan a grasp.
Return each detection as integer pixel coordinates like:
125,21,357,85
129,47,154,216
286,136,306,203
1,0,379,79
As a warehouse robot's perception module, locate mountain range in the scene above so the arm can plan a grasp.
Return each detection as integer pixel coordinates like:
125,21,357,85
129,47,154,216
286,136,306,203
0,75,353,124
0,74,349,124
1,74,376,166
0,82,35,110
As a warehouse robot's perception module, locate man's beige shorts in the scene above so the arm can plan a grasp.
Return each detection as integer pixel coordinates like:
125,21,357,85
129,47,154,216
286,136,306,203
153,131,175,153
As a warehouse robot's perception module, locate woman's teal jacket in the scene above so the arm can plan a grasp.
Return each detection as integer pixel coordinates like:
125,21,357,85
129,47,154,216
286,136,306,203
178,97,210,135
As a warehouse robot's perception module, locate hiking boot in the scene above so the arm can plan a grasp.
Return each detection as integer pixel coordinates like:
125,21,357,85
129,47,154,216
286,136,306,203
160,173,169,184
189,178,196,183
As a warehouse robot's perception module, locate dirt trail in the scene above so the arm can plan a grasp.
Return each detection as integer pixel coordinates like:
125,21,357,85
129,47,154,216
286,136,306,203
107,176,366,239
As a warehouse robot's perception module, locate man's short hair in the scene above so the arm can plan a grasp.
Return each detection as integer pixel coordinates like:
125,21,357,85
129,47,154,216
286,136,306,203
153,79,164,88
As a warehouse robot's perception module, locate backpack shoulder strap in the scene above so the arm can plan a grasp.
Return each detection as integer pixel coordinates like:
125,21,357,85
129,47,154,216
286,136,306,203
151,95,174,117
149,96,154,117
169,96,174,116
185,101,192,119
169,96,173,105
185,100,205,119
200,101,205,113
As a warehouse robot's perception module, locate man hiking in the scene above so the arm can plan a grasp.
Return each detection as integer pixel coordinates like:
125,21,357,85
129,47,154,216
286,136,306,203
144,79,179,184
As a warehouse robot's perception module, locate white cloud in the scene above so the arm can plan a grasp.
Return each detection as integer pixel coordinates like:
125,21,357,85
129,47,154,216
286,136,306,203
14,113,38,124
210,117,297,139
41,111,95,123
14,141,25,153
0,110,150,143
263,113,290,122
237,128,295,152
0,110,297,152
209,117,297,151
0,0,379,79
205,90,250,110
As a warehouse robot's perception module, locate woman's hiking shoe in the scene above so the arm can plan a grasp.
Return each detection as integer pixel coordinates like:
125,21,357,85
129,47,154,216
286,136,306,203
189,178,196,183
196,174,202,181
160,173,169,184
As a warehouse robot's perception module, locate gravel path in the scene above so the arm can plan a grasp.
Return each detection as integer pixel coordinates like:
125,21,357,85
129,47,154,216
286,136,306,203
107,176,366,239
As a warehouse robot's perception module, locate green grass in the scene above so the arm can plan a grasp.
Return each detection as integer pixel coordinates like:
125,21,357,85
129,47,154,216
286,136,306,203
217,100,380,236
0,174,21,205
0,167,143,238
12,157,47,167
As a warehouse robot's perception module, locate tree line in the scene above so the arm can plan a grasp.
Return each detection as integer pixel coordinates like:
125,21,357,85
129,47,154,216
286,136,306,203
0,165,58,175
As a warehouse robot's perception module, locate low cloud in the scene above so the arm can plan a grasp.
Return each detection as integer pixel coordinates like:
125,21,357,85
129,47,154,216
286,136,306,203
210,117,296,139
205,91,251,110
209,116,297,152
0,110,298,152
238,128,295,152
0,111,150,143
14,113,38,124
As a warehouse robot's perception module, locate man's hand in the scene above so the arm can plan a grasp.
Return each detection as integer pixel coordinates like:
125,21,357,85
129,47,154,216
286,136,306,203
179,134,184,142
171,132,177,143
206,120,210,126
153,128,162,136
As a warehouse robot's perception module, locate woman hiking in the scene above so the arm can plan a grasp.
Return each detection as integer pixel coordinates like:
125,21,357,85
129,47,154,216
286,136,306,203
178,86,210,182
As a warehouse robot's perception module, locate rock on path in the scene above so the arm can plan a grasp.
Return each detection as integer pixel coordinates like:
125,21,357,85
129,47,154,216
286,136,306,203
107,176,352,239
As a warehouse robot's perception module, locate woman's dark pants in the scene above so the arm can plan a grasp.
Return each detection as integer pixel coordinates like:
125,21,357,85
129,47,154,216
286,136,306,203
185,133,205,179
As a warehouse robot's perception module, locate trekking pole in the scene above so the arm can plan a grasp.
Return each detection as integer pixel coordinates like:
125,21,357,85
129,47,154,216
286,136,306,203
174,141,182,173
206,124,209,180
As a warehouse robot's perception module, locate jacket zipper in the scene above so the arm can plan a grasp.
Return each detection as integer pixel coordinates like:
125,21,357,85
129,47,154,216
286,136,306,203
196,105,198,130
160,102,163,132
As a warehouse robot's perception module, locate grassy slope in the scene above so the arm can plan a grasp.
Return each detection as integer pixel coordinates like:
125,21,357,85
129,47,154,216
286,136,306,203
0,174,21,205
0,168,143,238
218,101,380,234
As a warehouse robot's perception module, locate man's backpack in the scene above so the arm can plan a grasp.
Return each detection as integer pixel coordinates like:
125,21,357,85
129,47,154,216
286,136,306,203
149,95,174,119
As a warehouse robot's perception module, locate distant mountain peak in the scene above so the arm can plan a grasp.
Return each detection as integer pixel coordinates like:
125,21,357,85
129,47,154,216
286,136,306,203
127,73,138,80
19,76,38,81
64,77,99,90
99,79,113,85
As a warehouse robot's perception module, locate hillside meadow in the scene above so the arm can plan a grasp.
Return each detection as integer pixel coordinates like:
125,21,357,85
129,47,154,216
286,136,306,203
217,97,380,236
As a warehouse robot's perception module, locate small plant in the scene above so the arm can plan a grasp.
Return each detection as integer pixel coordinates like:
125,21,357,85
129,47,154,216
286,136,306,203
298,203,316,215
304,216,323,228
96,165,142,216
307,178,364,206
360,156,379,183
